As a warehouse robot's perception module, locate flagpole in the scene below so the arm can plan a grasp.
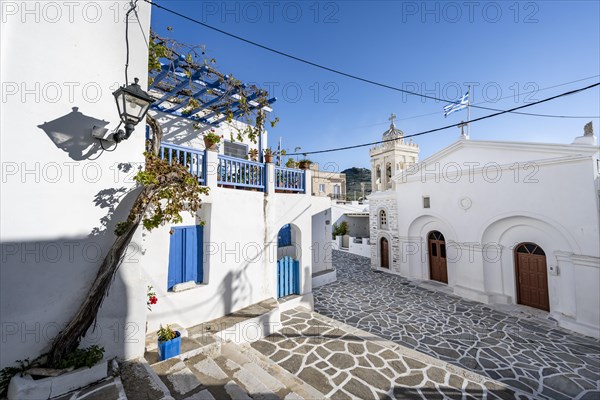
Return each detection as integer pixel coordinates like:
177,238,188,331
278,136,282,166
467,85,471,138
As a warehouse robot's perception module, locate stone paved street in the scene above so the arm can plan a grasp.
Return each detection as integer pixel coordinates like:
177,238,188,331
312,251,600,399
252,307,514,399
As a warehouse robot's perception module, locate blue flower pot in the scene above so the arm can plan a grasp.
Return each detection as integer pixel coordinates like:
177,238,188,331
158,331,181,361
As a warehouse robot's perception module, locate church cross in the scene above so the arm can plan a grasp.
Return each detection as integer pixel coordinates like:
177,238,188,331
389,113,396,125
458,121,468,138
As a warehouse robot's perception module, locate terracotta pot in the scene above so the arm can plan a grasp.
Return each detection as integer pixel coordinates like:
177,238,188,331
299,161,310,170
203,137,218,151
264,154,273,163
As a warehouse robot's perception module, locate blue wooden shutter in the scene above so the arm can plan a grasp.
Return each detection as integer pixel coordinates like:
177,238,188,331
168,225,203,290
167,228,184,290
185,225,203,283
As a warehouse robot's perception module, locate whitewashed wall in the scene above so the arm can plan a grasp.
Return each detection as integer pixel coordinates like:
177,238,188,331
0,1,151,368
311,206,333,275
331,203,369,231
379,138,600,337
142,183,331,333
152,109,266,157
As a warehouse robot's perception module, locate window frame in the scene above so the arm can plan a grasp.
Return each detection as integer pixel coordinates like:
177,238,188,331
379,209,387,229
423,196,431,209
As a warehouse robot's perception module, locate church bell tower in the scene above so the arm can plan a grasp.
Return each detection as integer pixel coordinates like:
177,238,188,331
369,113,420,192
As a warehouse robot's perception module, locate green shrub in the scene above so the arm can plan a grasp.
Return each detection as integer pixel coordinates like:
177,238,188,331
55,345,105,370
332,221,350,238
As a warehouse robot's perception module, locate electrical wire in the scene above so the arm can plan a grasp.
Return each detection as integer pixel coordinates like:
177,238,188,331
98,139,118,152
285,82,600,156
354,74,600,127
144,0,598,119
124,0,139,85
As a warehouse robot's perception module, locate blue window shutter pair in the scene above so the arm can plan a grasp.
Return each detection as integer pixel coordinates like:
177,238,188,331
167,225,203,290
278,224,292,247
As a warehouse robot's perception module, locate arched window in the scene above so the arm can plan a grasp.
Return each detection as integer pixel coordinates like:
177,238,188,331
379,210,387,229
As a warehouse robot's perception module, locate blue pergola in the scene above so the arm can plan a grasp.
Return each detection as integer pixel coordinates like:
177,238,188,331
148,55,277,161
148,56,276,127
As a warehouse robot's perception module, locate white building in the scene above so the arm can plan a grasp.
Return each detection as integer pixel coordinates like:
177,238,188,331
369,121,600,338
330,202,371,258
370,114,419,192
0,0,330,372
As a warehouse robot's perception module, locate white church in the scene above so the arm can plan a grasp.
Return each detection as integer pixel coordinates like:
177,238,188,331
369,116,600,338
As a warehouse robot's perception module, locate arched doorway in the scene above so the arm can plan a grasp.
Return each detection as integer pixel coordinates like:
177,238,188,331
276,224,301,298
428,231,447,283
515,243,549,311
380,237,389,269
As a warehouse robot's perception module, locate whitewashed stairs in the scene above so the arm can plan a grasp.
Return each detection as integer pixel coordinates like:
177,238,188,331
146,339,324,400
142,298,325,400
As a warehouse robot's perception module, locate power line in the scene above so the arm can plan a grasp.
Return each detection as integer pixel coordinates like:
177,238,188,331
353,74,600,127
285,82,600,156
144,0,597,119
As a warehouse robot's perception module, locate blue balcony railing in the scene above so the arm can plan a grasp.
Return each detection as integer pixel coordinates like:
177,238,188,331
159,142,205,184
218,154,265,191
275,166,305,193
158,143,307,194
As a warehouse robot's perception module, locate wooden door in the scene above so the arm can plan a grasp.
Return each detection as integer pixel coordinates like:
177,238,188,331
380,238,389,269
428,231,448,283
277,256,300,298
515,243,549,311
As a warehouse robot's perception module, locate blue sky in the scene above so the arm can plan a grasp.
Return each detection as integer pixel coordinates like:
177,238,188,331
150,1,600,170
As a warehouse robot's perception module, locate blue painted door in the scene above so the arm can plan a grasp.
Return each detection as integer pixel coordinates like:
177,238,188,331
278,224,292,247
277,256,300,298
167,225,203,290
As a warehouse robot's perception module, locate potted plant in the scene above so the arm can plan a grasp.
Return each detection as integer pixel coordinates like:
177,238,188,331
203,130,223,151
248,148,258,162
298,159,312,170
285,158,297,169
264,148,274,163
157,324,181,361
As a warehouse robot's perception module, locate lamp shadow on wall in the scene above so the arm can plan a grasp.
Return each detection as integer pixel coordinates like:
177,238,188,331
38,107,108,161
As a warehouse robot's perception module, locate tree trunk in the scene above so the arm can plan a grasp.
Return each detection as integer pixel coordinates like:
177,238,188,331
146,113,163,154
46,115,163,366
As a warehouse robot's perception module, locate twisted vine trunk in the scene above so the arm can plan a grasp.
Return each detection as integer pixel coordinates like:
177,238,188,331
46,115,163,366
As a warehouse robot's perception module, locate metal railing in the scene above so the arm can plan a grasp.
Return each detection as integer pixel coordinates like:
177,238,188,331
159,142,205,184
217,154,265,190
275,166,305,193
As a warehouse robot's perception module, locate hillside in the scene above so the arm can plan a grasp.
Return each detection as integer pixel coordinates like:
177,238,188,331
342,167,372,200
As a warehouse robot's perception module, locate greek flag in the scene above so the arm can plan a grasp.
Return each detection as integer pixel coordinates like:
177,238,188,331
443,91,469,117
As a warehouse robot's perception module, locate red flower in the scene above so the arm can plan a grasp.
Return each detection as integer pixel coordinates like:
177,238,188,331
149,296,158,305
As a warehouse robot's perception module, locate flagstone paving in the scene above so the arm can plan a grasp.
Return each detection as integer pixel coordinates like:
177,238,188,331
252,308,514,399
310,250,600,399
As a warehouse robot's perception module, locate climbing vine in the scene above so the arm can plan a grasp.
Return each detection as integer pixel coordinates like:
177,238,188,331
44,31,274,367
148,31,279,144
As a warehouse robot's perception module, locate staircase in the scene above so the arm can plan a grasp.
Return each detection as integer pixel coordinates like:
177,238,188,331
132,299,324,400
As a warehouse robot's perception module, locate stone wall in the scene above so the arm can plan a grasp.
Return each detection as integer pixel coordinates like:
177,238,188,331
369,194,401,274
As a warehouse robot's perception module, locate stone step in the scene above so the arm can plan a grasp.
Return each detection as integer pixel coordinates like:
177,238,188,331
220,342,326,399
187,299,282,346
147,339,328,400
185,351,280,400
120,358,172,400
139,299,326,399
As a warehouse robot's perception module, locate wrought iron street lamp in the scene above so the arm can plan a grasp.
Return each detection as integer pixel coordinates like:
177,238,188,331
112,77,155,143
